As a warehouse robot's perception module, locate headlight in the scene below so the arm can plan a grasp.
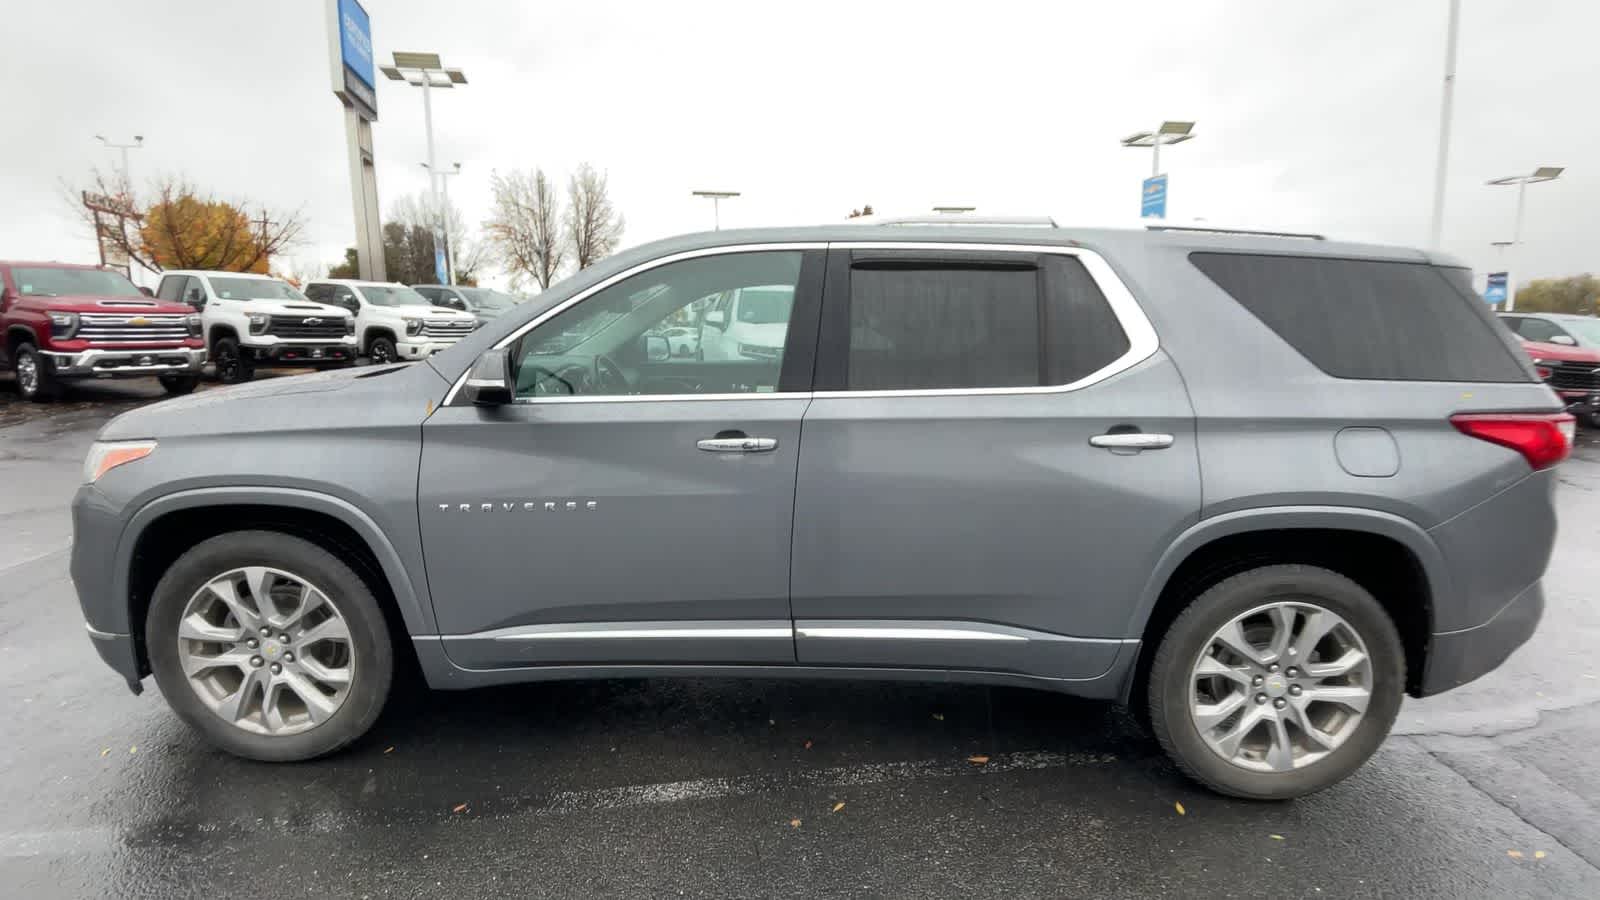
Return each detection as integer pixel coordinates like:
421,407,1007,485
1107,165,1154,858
186,314,202,336
404,318,423,336
48,311,78,339
82,440,156,484
344,316,356,335
247,313,270,335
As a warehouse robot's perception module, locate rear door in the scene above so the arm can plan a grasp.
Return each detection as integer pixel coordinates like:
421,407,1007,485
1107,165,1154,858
790,243,1201,680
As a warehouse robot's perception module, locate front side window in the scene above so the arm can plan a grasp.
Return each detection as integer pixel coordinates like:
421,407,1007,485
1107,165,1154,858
156,275,186,301
208,277,307,302
1515,317,1563,343
841,253,1130,391
458,287,519,312
357,285,428,307
511,251,804,399
12,266,142,298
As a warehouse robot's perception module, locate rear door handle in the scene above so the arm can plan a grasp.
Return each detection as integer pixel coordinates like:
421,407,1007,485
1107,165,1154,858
697,436,778,453
1089,432,1174,450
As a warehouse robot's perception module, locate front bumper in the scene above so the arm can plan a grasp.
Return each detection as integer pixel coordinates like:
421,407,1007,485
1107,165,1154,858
1553,389,1599,415
1418,579,1544,696
247,340,356,365
396,338,460,360
42,347,206,378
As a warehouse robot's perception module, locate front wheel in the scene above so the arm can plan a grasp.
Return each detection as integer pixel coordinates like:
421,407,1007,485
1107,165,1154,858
213,337,255,384
158,373,200,395
13,342,61,402
145,531,394,761
1146,564,1404,800
367,336,398,365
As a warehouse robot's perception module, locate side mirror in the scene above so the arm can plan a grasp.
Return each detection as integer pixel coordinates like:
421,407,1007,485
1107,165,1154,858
463,347,515,406
185,287,205,308
1550,334,1577,346
448,298,467,311
0,287,13,307
641,334,670,362
703,309,727,330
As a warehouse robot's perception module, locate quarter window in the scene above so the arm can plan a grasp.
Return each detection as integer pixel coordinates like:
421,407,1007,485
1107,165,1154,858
840,253,1130,391
511,251,805,399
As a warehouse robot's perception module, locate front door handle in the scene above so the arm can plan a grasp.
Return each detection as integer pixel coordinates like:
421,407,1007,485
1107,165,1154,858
1089,432,1174,451
697,436,778,453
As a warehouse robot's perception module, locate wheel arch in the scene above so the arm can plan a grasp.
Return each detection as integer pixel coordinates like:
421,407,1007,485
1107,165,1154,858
207,323,239,350
362,327,397,354
118,488,434,677
6,323,41,357
1122,507,1447,710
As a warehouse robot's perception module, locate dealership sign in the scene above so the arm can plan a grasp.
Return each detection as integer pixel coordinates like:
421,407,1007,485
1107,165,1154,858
329,0,377,120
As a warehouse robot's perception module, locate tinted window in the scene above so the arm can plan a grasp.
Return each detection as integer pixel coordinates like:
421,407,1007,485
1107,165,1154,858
156,275,185,301
1516,318,1564,343
1191,253,1530,383
303,283,331,301
413,287,440,302
843,255,1129,391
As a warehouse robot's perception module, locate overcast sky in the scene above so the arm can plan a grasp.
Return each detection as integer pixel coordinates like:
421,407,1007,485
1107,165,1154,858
3,0,1595,290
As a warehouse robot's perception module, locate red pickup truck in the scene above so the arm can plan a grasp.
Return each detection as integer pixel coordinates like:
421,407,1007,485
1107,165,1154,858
1517,337,1600,427
1,261,206,401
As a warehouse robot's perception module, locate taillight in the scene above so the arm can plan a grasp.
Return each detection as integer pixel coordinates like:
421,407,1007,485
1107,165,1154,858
1450,413,1574,470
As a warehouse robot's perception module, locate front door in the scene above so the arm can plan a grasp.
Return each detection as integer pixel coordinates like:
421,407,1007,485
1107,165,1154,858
419,246,825,669
790,244,1201,681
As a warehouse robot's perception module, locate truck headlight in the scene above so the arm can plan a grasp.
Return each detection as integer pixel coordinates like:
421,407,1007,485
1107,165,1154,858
404,318,423,336
186,314,202,336
48,311,78,339
344,316,356,335
82,440,156,484
247,313,270,335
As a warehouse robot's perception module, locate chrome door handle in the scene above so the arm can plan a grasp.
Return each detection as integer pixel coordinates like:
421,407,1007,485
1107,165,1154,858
1089,432,1174,450
697,437,778,453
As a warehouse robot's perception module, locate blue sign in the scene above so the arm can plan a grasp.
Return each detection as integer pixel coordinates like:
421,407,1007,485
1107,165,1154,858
1485,271,1508,304
1141,174,1168,219
338,0,375,90
434,244,449,285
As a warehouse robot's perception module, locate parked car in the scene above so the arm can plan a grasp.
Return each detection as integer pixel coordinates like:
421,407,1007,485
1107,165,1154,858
658,325,699,357
696,284,793,363
301,279,477,364
156,271,356,384
1,260,204,401
412,284,521,325
72,221,1566,800
1509,336,1600,426
1498,311,1600,350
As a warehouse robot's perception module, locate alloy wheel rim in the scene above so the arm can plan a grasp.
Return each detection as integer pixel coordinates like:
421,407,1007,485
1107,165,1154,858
218,348,239,380
372,343,392,362
17,353,37,395
177,566,356,736
1188,600,1373,772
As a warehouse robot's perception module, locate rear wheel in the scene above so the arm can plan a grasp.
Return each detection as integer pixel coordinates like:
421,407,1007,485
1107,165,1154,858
1147,565,1404,799
158,373,200,395
145,531,393,761
14,342,60,402
213,337,255,384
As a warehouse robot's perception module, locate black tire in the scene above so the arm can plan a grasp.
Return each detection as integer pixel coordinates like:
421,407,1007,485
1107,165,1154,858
158,373,200,395
212,337,255,384
145,531,394,762
1146,564,1405,800
13,342,60,402
367,335,398,365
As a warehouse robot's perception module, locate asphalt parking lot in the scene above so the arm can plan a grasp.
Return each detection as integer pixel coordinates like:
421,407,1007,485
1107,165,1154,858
2,374,1598,899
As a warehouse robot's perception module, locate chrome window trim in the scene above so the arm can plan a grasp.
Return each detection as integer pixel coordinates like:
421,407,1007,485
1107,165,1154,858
439,240,1159,406
815,241,1159,398
440,243,827,406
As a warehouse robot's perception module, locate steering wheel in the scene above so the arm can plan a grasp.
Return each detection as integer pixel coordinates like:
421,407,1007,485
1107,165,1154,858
594,354,628,394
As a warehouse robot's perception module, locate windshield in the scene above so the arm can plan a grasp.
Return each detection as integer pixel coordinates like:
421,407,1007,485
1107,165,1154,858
458,287,518,311
209,277,307,302
357,285,429,307
11,267,142,298
1557,318,1600,346
735,287,794,325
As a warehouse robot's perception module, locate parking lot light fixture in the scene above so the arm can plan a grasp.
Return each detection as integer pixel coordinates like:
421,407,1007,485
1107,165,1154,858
1121,120,1195,178
692,191,740,230
384,52,467,282
1486,167,1564,310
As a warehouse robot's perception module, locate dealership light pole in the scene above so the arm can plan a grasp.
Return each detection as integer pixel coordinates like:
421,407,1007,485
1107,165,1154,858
422,161,462,282
1121,121,1194,219
1428,0,1462,248
382,52,467,282
95,134,144,192
693,191,740,230
1486,167,1563,310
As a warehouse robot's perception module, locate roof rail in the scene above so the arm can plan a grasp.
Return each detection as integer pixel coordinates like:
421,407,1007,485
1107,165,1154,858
871,214,1058,228
1145,224,1325,240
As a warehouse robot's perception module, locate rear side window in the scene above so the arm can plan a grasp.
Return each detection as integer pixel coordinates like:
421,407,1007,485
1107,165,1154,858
1191,253,1530,383
842,254,1130,391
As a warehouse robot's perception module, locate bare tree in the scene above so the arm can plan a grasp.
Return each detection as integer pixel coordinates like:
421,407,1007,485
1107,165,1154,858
68,170,302,274
390,192,488,284
483,169,566,291
565,164,625,270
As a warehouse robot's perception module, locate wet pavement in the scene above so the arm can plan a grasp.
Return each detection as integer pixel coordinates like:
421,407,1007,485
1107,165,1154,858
1,372,1598,899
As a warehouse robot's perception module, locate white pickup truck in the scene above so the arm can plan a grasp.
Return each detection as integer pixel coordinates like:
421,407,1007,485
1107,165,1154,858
302,279,479,364
156,270,356,384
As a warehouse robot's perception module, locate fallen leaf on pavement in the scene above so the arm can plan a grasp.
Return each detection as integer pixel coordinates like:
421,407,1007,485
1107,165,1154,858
1507,850,1523,859
932,712,945,721
1535,851,1547,860
832,802,845,813
452,803,468,814
789,818,802,828
1174,802,1186,816
129,746,137,755
99,748,110,758
803,740,813,750
383,746,395,754
1269,834,1284,841
967,755,990,765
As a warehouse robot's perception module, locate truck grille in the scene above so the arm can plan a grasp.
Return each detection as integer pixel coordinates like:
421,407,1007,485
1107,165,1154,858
76,313,191,344
422,319,474,340
1547,361,1600,392
266,316,347,339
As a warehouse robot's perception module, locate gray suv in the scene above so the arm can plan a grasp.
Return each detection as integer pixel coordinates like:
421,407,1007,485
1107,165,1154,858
70,222,1568,799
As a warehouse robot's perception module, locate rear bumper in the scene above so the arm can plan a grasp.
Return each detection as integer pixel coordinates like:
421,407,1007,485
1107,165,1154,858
42,347,206,378
1418,579,1543,696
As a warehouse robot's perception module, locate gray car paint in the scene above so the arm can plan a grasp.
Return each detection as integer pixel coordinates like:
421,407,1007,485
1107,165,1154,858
70,223,1562,703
